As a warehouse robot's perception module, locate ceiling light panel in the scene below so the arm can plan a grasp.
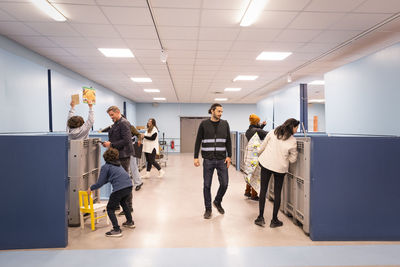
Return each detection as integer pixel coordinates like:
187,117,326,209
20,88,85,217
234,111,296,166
98,48,134,58
31,0,67,21
144,89,160,93
224,88,241,91
256,51,292,60
240,0,269,27
233,75,258,81
309,80,325,85
131,77,152,82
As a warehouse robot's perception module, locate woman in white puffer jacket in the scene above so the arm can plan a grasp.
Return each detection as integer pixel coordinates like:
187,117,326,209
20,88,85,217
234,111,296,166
255,118,299,228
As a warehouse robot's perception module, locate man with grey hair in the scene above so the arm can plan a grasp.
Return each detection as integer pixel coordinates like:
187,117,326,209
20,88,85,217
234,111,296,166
103,106,134,214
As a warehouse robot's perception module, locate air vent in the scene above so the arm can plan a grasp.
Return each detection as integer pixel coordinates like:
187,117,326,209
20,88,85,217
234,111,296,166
213,91,223,94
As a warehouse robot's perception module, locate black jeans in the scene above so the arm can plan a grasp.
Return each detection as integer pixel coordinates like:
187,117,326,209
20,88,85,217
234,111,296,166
119,157,133,210
259,164,285,220
145,148,161,172
107,186,133,230
203,158,229,209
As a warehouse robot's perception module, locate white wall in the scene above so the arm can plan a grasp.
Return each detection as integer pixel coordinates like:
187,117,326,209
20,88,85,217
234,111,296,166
325,42,400,135
0,46,48,132
0,35,137,133
256,85,300,129
135,103,256,152
256,97,274,131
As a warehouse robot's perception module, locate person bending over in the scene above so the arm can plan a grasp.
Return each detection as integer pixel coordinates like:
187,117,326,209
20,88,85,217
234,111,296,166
88,148,135,237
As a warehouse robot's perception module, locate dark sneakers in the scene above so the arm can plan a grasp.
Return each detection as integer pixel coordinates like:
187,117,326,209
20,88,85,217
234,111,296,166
105,228,122,237
254,216,265,227
135,183,143,191
122,221,136,228
213,201,225,214
204,209,212,219
118,209,134,216
250,196,260,201
270,218,283,228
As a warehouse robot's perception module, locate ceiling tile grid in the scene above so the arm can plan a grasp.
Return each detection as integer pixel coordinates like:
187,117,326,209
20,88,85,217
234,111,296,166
0,0,398,103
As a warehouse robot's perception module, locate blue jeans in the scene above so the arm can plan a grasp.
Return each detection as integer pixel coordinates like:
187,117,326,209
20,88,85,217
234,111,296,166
129,155,142,186
203,158,229,209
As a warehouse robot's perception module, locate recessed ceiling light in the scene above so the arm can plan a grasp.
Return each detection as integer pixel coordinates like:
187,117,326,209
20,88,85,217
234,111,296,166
131,77,152,83
308,99,325,104
233,75,258,81
32,0,67,22
98,48,134,58
240,0,269,27
256,52,292,61
224,88,241,92
309,80,325,85
153,97,166,101
215,98,228,101
144,89,160,93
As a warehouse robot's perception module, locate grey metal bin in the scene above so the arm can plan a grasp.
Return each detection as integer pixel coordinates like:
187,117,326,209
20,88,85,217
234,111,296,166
240,133,248,171
231,132,237,167
286,137,311,234
68,138,101,226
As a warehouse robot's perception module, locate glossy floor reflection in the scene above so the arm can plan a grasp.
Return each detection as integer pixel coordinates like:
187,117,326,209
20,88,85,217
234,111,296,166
1,153,400,267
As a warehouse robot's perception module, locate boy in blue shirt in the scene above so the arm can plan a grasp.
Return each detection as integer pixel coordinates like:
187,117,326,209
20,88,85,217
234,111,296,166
88,148,134,237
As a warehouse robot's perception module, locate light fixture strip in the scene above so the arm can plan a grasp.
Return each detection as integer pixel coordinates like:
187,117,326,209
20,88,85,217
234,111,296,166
98,48,134,58
256,52,292,61
233,75,258,81
240,0,268,27
131,77,152,83
32,0,67,22
144,89,160,93
224,88,242,92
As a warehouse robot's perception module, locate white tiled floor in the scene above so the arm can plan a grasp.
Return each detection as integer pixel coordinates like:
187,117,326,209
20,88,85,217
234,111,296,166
2,153,400,266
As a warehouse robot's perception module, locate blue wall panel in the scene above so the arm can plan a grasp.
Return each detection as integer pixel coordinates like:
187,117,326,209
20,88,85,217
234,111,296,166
0,135,68,249
310,135,400,241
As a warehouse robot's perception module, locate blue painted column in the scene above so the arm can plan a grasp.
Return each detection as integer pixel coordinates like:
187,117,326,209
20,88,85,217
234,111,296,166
300,83,308,131
236,131,240,171
48,69,53,132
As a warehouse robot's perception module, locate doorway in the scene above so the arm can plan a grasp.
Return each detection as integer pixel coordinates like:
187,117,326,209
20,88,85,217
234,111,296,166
180,117,208,153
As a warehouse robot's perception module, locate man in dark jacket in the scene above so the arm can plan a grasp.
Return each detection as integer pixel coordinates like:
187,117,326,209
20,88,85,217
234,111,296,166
194,103,232,219
245,114,268,201
103,106,134,214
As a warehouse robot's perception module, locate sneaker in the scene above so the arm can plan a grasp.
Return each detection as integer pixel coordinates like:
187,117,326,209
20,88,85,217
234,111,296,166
254,216,265,227
118,209,133,216
250,196,260,201
203,209,212,219
244,192,251,198
142,172,150,179
158,169,165,178
135,183,143,191
213,200,225,214
270,218,283,228
105,229,122,237
122,221,136,229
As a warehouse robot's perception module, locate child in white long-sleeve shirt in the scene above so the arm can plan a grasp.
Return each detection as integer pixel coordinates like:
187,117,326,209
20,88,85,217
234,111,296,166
67,100,94,140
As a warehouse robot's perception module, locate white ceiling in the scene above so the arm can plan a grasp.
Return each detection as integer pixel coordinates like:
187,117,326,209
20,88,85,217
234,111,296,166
0,0,399,103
